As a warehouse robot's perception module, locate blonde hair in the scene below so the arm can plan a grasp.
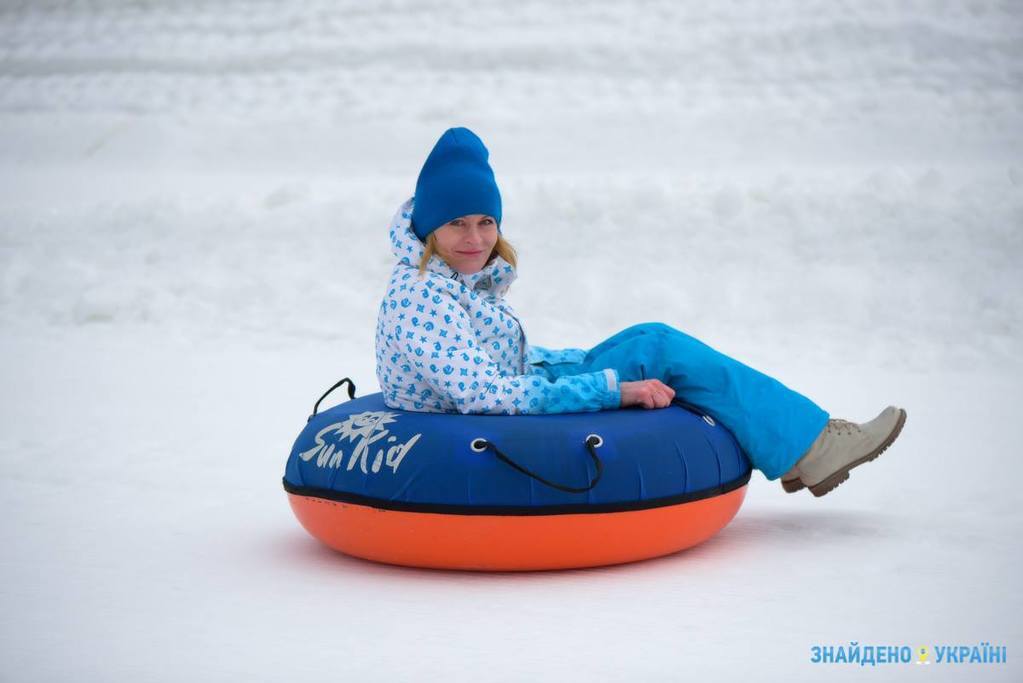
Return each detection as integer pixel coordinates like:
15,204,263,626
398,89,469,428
418,232,518,276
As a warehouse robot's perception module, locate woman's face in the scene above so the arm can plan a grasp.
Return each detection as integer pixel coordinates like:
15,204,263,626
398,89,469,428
431,214,499,274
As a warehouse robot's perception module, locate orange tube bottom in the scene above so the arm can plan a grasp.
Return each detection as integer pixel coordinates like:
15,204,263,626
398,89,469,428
288,486,747,571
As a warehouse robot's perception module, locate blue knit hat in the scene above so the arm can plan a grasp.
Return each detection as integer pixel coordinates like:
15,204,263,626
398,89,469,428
411,127,502,242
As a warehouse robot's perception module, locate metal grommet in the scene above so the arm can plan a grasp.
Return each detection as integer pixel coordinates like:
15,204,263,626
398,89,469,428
585,433,604,448
702,415,716,426
470,438,488,452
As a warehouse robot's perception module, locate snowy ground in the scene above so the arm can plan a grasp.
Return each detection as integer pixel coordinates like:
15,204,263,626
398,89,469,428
2,1,1021,681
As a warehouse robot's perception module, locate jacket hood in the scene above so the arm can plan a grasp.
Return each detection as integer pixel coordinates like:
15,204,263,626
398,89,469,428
388,196,517,298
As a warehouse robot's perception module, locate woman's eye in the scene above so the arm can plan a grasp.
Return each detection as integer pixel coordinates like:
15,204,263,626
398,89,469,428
448,219,492,227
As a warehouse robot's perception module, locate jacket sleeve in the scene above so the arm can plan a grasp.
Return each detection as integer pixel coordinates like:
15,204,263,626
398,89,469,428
403,286,620,415
524,344,588,367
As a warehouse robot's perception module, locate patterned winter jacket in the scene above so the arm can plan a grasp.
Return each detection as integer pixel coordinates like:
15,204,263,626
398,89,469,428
375,196,621,415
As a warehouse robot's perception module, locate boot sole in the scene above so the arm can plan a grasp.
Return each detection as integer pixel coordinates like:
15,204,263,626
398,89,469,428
781,476,805,493
806,408,907,498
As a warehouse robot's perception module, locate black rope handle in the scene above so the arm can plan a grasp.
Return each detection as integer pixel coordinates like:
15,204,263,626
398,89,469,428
670,397,704,414
670,397,717,424
308,377,357,422
471,435,605,493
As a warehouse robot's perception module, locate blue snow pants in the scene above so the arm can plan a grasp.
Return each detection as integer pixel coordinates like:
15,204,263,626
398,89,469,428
550,322,830,480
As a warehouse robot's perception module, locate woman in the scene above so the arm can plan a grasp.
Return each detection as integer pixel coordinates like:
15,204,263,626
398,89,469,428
375,127,907,497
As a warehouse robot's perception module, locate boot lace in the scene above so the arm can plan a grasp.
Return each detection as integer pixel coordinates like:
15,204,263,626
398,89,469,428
826,418,861,437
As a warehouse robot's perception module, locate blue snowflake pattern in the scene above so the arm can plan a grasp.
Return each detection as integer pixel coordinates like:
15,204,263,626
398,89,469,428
375,197,621,415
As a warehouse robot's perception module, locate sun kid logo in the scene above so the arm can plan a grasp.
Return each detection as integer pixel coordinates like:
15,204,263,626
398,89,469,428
810,642,1007,666
299,410,422,475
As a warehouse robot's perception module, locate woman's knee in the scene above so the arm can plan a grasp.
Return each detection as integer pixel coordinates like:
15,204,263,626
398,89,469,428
624,324,677,358
638,323,705,359
598,322,689,359
643,322,686,338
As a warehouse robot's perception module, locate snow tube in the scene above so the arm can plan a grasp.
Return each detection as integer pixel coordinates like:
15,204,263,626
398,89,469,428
282,378,752,571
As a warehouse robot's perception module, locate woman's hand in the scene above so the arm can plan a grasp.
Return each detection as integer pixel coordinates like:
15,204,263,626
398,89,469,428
619,379,676,409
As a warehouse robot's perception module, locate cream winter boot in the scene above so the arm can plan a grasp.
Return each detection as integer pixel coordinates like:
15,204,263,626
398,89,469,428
780,406,907,497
